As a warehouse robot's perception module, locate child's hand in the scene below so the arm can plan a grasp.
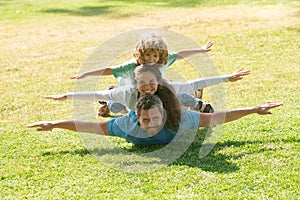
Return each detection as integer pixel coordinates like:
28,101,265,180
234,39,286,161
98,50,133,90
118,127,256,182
70,74,85,79
201,41,213,52
228,69,251,82
44,94,67,101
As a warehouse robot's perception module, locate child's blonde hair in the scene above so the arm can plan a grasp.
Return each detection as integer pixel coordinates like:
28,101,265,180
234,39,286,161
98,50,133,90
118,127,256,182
133,33,168,66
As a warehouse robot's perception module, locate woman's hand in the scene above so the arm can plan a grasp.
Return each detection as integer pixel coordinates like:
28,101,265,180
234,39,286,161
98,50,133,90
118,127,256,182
228,68,251,82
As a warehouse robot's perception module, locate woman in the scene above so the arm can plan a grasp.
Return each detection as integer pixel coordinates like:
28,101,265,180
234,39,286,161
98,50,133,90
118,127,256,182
46,64,250,113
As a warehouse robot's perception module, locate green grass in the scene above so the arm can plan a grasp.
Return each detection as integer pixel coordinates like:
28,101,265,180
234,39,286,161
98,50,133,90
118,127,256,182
1,0,300,199
0,0,297,20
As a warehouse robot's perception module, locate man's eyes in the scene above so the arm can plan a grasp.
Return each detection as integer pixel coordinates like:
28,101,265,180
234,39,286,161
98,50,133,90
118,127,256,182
152,117,159,121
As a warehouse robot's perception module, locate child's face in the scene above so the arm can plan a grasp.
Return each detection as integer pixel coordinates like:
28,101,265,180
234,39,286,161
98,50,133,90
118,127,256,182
143,49,159,65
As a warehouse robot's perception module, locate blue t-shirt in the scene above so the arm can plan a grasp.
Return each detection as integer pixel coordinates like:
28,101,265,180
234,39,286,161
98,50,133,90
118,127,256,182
107,110,199,145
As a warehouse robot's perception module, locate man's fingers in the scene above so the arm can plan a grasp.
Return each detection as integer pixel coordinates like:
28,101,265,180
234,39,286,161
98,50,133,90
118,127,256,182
269,102,283,108
27,124,36,128
27,123,44,128
263,102,283,109
238,69,251,74
37,127,49,131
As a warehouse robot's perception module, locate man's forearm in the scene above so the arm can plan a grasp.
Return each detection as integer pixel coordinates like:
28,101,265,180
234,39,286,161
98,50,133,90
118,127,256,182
200,106,257,127
53,120,108,135
223,107,256,123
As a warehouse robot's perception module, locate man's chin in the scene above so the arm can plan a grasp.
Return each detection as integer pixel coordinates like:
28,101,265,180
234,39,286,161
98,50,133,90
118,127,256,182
144,128,160,137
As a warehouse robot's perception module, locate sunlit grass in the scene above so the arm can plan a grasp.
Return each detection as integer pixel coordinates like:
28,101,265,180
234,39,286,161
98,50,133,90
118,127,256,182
0,0,299,199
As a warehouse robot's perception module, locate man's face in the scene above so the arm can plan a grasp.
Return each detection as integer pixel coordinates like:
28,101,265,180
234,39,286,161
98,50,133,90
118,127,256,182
137,106,164,137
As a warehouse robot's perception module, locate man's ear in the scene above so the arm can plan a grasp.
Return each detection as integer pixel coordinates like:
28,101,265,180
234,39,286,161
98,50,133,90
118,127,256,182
136,114,139,120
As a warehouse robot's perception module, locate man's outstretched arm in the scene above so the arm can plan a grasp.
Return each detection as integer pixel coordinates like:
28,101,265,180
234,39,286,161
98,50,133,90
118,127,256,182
199,102,283,127
27,120,109,135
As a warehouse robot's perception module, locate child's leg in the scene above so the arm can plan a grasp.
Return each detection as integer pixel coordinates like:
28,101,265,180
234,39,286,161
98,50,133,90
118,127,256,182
107,101,127,114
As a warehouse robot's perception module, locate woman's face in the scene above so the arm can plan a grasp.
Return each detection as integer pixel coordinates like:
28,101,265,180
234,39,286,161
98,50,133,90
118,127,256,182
136,71,159,95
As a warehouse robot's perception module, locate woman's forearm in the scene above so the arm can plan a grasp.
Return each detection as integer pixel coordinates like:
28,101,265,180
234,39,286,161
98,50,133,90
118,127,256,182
172,76,228,94
67,90,112,101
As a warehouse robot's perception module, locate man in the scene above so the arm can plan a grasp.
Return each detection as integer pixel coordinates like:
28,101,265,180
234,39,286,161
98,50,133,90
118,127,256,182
27,94,282,145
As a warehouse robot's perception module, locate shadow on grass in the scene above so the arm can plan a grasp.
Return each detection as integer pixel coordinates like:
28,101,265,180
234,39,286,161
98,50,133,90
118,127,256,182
41,128,299,173
101,0,206,7
38,0,235,17
42,148,90,157
172,127,240,173
40,6,114,16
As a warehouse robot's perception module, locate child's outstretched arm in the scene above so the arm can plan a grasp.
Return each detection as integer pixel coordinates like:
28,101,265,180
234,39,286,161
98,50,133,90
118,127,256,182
70,68,113,79
177,41,213,60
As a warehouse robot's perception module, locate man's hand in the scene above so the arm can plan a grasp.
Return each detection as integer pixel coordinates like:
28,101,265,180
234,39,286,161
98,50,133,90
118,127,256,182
44,94,67,101
27,122,54,131
228,68,251,82
254,102,283,115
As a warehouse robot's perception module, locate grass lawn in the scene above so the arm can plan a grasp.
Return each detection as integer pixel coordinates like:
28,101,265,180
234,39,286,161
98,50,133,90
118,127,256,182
1,0,299,199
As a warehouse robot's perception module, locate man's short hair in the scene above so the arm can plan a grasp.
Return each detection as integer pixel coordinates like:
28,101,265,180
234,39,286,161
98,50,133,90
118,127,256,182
136,94,163,116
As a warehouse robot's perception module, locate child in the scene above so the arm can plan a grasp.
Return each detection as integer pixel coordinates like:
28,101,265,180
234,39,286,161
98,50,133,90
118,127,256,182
71,33,214,116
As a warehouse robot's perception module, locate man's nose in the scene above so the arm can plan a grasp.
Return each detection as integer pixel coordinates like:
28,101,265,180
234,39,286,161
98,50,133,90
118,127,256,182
148,119,154,127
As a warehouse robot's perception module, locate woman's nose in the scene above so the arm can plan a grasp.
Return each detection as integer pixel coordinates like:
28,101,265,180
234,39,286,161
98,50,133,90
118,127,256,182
144,84,151,90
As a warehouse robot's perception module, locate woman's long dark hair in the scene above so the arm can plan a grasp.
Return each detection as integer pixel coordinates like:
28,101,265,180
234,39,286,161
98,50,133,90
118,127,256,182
155,84,181,131
134,64,181,131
